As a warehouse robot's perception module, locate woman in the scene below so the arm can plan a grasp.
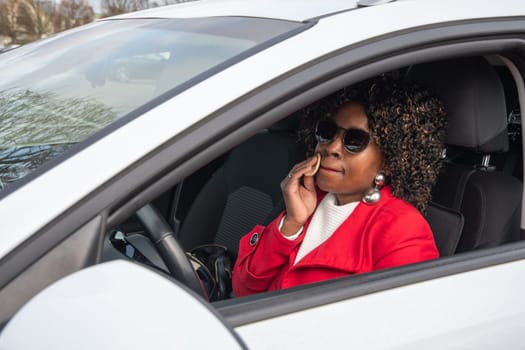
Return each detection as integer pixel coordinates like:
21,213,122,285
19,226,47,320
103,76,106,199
232,74,447,297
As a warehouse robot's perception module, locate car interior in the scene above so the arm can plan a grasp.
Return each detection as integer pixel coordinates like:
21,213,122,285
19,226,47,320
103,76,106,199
104,54,524,302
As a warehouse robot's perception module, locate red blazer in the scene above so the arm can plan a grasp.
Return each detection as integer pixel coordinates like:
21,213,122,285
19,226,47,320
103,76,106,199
232,186,439,297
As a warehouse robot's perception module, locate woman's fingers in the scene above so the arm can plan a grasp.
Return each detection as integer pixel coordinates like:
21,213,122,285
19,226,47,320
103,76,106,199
304,153,321,177
280,155,319,227
303,173,316,192
285,154,320,181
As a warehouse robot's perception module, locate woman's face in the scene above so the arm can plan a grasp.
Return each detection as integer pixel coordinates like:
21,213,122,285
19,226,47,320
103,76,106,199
315,102,384,205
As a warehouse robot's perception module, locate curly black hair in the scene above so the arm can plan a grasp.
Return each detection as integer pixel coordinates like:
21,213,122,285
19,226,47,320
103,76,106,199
298,73,447,212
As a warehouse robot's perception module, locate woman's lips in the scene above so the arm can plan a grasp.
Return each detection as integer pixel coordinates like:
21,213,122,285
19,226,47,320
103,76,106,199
320,165,341,173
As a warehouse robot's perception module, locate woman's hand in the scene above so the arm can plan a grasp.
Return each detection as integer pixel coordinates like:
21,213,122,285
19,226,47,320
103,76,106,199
279,155,319,236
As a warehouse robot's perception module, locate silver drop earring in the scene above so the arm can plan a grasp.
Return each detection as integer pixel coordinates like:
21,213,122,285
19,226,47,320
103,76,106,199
362,173,385,204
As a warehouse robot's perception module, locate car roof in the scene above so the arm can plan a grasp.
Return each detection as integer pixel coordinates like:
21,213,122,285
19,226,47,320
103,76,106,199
110,0,525,25
113,0,361,22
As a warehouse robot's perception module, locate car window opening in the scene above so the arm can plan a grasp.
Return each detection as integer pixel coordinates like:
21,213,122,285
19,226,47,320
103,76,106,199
104,54,523,302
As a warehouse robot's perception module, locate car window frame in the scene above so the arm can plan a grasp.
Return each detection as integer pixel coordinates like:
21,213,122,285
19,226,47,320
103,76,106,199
2,17,525,326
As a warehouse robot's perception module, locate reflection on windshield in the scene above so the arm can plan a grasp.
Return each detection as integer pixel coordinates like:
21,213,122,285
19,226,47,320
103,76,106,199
0,89,116,147
0,17,303,192
0,145,72,190
0,89,116,189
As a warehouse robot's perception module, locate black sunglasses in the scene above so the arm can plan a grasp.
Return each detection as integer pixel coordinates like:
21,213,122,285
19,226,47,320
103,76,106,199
315,119,371,153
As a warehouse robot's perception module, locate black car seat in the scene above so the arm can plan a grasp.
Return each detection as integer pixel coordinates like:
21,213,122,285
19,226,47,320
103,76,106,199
177,116,306,260
407,56,522,253
425,202,463,256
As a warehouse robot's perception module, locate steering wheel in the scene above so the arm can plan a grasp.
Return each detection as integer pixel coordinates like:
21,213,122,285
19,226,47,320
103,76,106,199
135,204,208,300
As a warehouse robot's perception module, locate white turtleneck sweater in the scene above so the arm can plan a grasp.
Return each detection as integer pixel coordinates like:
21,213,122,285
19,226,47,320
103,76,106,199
280,193,359,265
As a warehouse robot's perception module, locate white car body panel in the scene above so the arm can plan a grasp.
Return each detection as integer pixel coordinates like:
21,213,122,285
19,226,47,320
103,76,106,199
117,0,524,24
1,0,525,348
0,261,244,349
1,0,525,258
2,258,525,349
236,260,525,349
117,0,360,22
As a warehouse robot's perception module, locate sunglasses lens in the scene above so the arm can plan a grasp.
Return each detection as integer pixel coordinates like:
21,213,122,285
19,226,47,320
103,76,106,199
315,120,338,143
343,129,370,153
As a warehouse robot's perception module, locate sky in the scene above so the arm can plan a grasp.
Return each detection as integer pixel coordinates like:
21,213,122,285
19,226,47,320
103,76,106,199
87,0,101,13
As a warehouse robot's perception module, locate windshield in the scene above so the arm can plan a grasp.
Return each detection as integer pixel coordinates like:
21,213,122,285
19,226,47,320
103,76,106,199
0,17,303,191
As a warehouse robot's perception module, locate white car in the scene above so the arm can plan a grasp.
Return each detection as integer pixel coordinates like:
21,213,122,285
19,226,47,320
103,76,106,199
1,0,525,348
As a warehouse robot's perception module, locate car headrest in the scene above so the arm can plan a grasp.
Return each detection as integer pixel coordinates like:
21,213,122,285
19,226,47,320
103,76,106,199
406,57,508,153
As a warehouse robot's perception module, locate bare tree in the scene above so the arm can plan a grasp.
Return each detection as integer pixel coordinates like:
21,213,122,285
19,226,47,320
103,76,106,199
0,0,194,45
0,0,25,44
54,0,94,32
11,0,55,42
0,0,54,44
101,0,149,17
0,0,55,44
